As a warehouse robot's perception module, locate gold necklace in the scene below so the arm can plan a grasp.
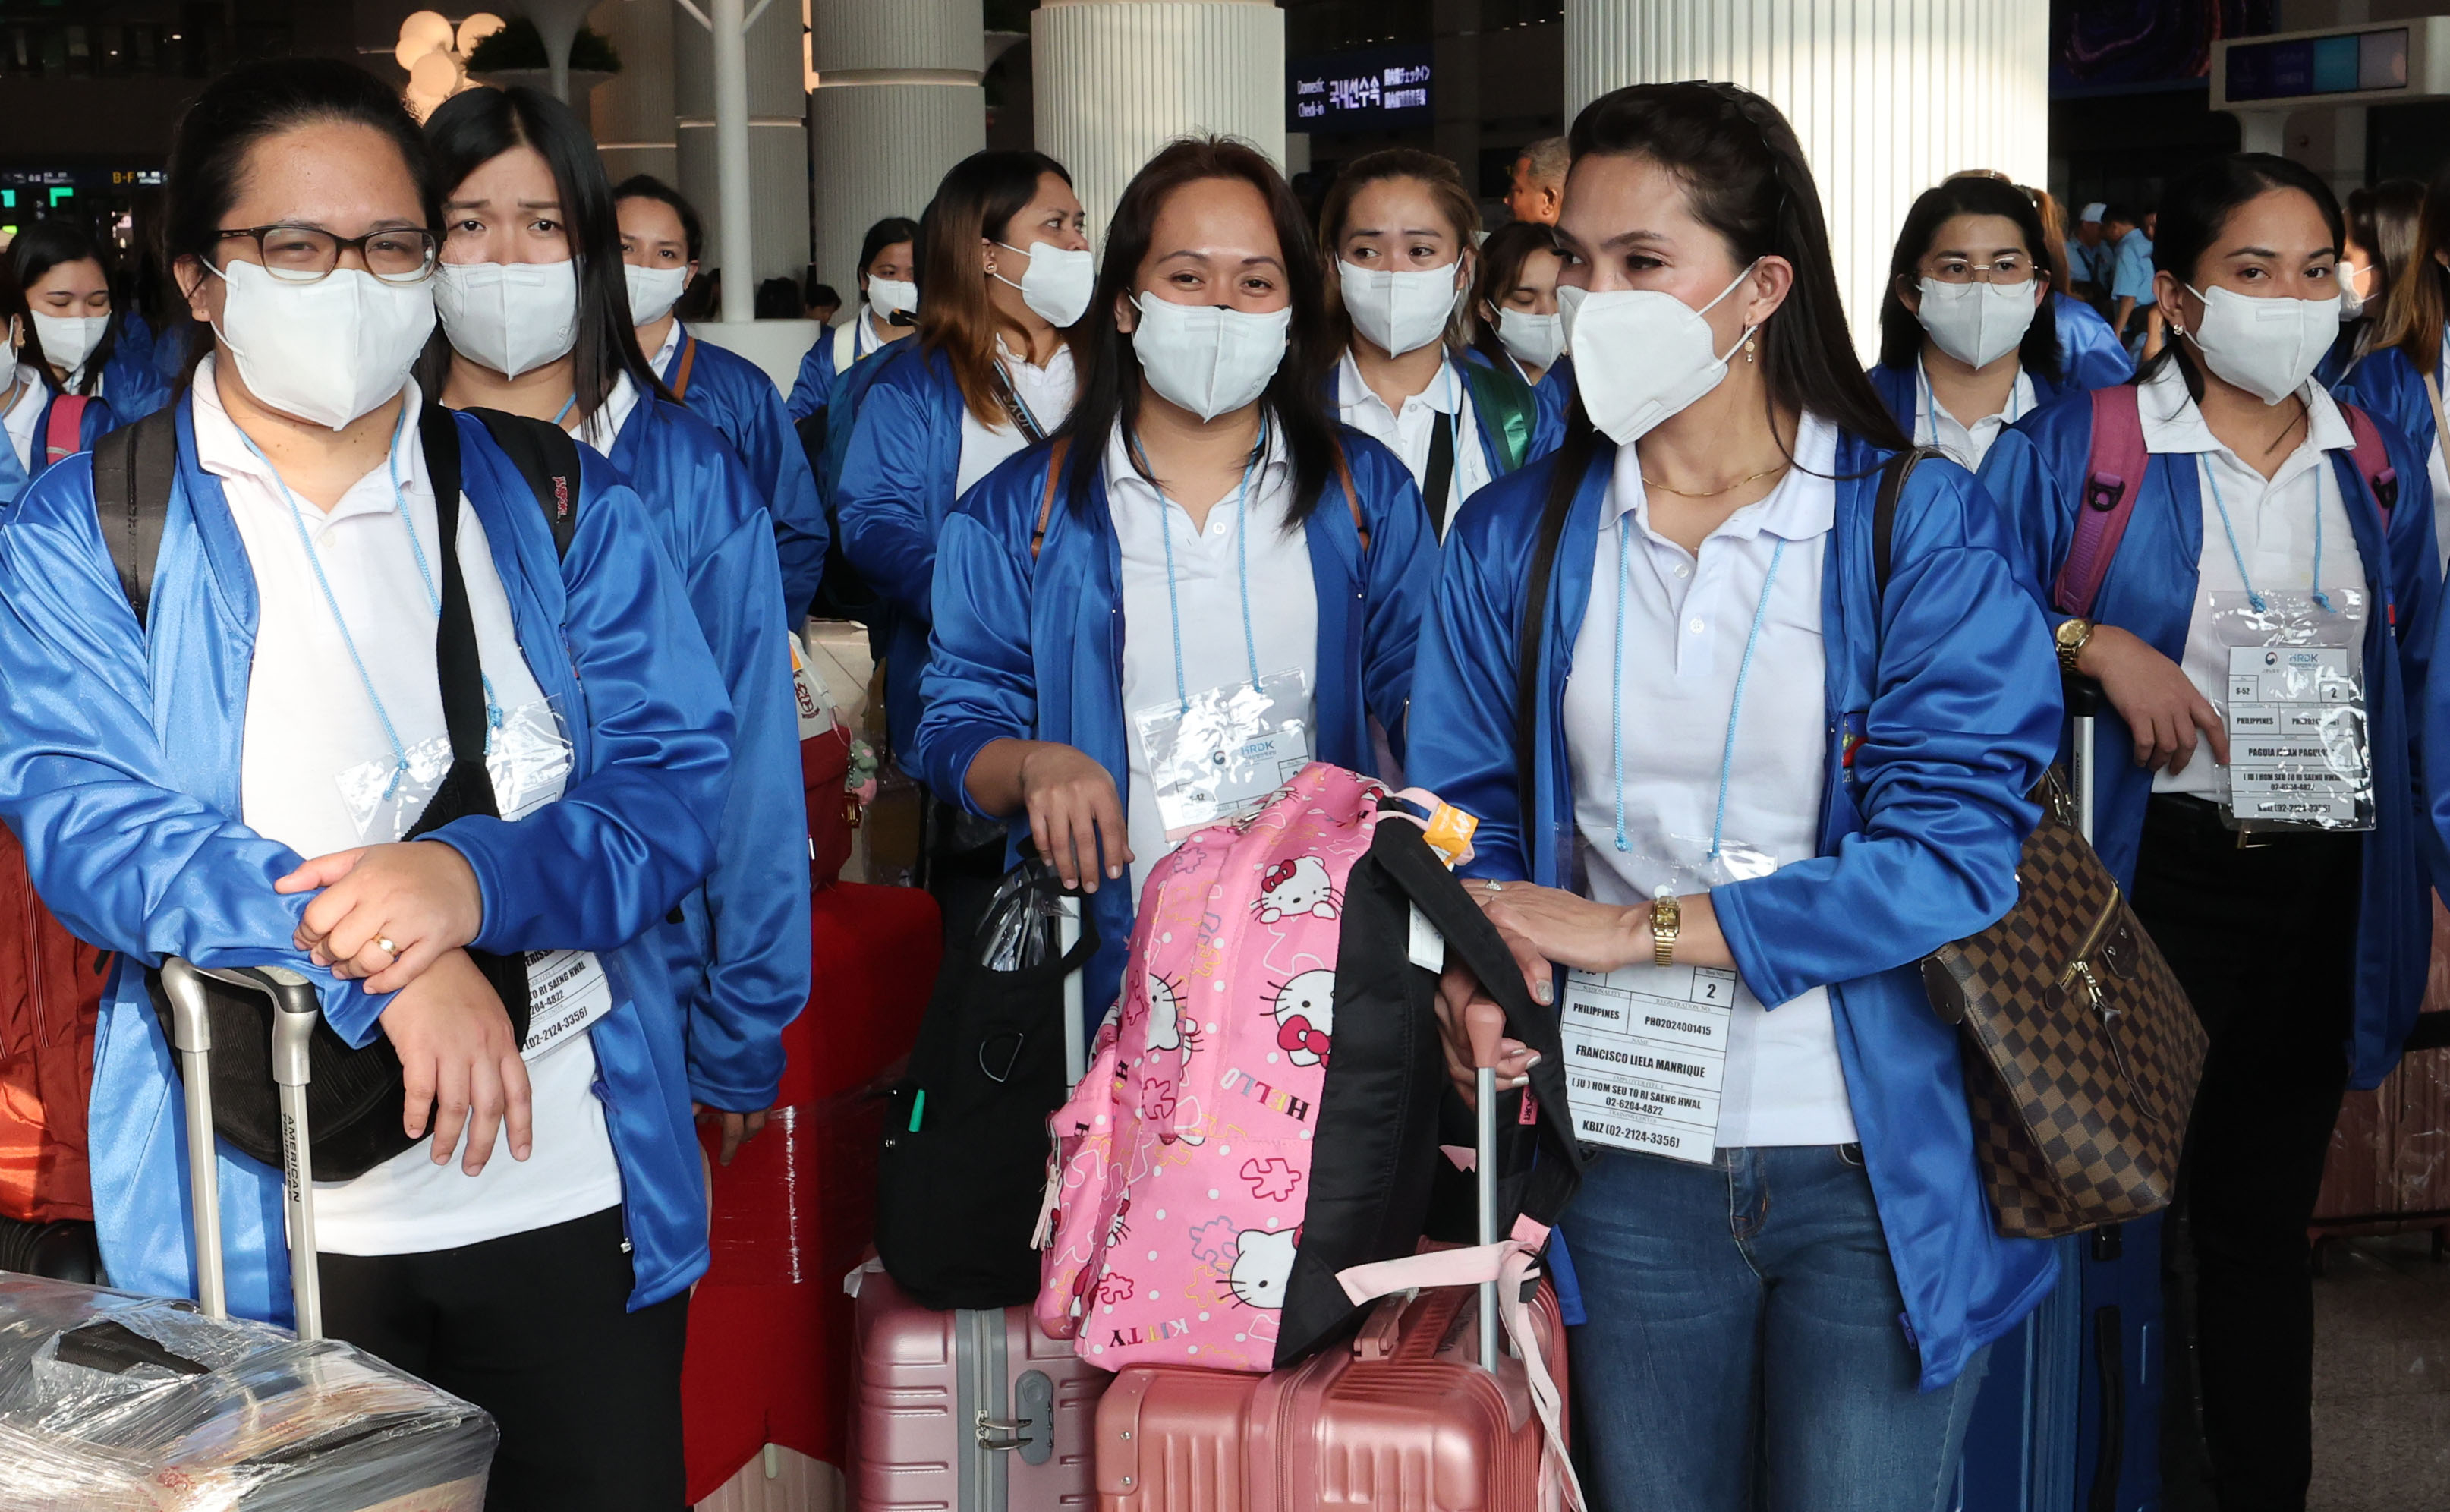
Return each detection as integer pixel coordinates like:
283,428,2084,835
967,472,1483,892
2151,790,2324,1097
1639,459,1790,498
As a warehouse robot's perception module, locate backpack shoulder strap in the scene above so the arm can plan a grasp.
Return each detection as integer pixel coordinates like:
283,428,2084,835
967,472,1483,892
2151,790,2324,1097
1330,439,1366,549
43,395,90,466
1030,438,1072,560
832,321,857,375
2337,399,2400,531
463,406,584,560
1513,442,1586,846
2050,384,2149,619
1870,447,1940,602
669,332,699,402
87,408,176,627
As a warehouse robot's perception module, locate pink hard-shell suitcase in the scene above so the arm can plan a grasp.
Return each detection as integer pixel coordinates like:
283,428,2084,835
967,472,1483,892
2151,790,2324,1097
849,895,1108,1511
1091,1074,1579,1511
846,1260,1107,1510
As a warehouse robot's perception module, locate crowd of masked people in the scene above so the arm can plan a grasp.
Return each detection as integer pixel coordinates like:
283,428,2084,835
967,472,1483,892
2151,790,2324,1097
0,50,2437,1512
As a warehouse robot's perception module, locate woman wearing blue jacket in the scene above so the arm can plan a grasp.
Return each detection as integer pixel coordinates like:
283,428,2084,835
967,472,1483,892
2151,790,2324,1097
1320,148,1558,537
613,174,828,619
912,137,1434,1025
1868,174,2092,470
1,260,117,503
2342,165,2450,569
0,61,733,1506
8,218,173,423
420,87,809,1174
785,215,918,424
1980,153,2435,1512
1409,83,2060,1512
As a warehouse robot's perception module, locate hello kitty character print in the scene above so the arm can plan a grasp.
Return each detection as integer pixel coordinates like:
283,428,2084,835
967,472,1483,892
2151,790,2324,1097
1034,763,1393,1375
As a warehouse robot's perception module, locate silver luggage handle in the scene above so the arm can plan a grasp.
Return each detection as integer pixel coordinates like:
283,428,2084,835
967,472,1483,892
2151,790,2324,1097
1058,893,1085,1087
1476,1066,1500,1372
159,959,326,1341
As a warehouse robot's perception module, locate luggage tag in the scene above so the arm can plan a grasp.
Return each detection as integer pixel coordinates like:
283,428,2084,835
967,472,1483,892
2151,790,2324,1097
2206,588,2373,833
1557,836,1773,1167
518,945,615,1060
1132,668,1314,841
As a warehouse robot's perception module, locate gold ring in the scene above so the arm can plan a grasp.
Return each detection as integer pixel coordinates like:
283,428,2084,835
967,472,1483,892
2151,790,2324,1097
376,936,398,956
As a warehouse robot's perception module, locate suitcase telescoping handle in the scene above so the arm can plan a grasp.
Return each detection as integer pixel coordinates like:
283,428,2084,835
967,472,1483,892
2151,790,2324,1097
1475,1066,1501,1372
2066,673,2102,847
159,958,325,1340
1059,892,1085,1087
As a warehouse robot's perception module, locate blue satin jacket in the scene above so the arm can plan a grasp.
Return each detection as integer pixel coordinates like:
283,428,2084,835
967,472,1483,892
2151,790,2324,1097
2341,344,2442,482
659,322,828,619
605,393,811,1115
911,429,1438,1019
1866,360,2076,449
0,389,118,505
2055,294,2135,392
1407,432,2064,1391
0,396,735,1322
833,341,987,766
1978,392,2436,1088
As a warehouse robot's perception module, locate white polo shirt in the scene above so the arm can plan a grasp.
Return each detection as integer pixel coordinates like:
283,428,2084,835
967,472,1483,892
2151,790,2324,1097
2134,357,2364,802
1561,412,1856,1148
1914,353,2036,471
1334,348,1489,537
1109,421,1318,895
2,364,43,475
190,358,622,1255
956,339,1078,496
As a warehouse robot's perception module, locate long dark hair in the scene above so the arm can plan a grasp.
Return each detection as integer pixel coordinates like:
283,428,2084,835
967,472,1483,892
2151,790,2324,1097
1559,82,1910,471
916,150,1076,424
1469,219,1561,370
8,219,119,396
160,58,439,390
1876,175,2062,383
420,85,668,421
2137,152,2343,402
1053,137,1340,528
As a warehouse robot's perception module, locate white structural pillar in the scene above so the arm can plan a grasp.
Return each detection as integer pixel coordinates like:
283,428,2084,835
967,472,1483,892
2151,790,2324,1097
711,0,753,323
675,0,810,295
1566,0,2050,362
1033,0,1285,243
808,0,984,298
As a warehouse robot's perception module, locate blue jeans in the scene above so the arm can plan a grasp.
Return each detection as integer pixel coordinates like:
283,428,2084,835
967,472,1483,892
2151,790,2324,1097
1560,1145,1988,1512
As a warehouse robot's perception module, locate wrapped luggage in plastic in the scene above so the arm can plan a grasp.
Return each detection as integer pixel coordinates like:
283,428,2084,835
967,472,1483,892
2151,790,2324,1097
0,1271,495,1511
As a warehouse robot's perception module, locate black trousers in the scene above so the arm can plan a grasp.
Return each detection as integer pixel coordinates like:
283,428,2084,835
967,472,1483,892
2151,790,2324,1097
2129,795,2358,1512
319,1207,690,1512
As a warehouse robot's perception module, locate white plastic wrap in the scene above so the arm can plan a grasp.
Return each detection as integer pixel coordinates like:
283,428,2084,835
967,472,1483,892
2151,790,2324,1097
0,1274,493,1511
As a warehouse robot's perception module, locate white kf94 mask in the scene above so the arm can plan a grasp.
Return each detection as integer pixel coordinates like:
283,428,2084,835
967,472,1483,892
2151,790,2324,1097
1129,294,1290,421
2181,282,2340,405
436,260,580,380
1914,277,2038,371
1557,262,1759,444
209,259,437,430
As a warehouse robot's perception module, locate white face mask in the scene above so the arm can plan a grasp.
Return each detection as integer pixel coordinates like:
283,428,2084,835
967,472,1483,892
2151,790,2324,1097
866,276,918,325
30,312,107,377
995,241,1094,329
1557,262,1759,444
624,262,690,326
435,260,580,380
1129,293,1290,422
1340,259,1460,357
209,260,436,431
1914,277,2038,371
1491,307,1564,373
2337,264,2367,322
2180,282,2340,406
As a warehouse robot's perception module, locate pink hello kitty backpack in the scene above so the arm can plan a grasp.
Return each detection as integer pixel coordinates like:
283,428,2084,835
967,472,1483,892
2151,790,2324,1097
1033,762,1585,1375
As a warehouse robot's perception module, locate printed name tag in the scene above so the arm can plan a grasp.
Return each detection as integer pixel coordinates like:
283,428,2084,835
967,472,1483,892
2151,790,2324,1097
1557,962,1734,1164
520,948,612,1060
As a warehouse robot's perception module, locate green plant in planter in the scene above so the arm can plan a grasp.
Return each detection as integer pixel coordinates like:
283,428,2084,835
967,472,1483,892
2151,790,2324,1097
464,17,623,74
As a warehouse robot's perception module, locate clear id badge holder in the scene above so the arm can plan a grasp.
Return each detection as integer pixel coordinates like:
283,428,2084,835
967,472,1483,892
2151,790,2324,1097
1556,835,1773,1166
333,697,573,843
2209,588,2373,833
1132,669,1314,841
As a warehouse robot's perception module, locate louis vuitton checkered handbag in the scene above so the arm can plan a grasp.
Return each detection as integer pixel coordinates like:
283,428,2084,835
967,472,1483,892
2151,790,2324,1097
1919,774,2206,1238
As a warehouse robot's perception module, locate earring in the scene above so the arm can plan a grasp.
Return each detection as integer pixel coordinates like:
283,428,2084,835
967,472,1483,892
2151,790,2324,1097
1743,335,1757,364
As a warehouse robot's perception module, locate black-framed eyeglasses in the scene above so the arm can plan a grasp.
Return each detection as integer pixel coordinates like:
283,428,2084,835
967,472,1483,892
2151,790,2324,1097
213,224,440,285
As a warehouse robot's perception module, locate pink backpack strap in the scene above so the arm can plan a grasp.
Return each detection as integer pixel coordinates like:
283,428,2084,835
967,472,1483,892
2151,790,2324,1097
43,395,89,466
2338,401,2400,532
2051,385,2150,619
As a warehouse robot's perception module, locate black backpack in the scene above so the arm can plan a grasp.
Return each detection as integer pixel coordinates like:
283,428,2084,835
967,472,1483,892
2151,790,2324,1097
92,405,585,1180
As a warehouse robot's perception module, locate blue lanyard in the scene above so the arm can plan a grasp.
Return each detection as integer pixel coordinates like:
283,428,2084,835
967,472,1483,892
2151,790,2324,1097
1609,517,1787,862
239,407,501,797
552,395,576,427
1137,417,1271,713
2200,455,2332,614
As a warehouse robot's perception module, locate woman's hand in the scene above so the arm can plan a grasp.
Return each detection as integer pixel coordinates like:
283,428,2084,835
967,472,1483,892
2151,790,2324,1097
1015,742,1132,893
1433,915,1549,1109
277,840,484,992
2079,623,2227,775
377,948,532,1174
694,1104,770,1167
1460,877,1734,973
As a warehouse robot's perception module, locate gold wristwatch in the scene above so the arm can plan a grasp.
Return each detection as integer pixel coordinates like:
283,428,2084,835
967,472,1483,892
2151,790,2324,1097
1649,891,1682,969
2055,617,2096,676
